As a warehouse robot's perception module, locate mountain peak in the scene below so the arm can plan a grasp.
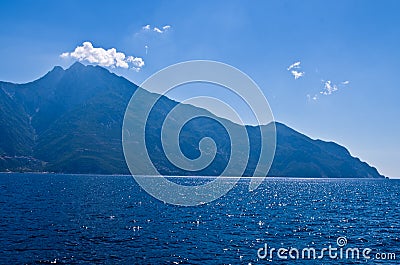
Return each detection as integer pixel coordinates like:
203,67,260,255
68,61,87,70
36,65,65,83
66,61,112,76
51,65,64,72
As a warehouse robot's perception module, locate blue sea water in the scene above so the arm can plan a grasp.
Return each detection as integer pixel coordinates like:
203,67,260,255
0,173,399,264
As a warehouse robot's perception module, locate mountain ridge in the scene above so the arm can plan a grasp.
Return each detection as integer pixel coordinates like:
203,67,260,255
0,63,385,178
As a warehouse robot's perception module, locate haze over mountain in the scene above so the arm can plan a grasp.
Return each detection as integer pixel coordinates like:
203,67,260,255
0,63,384,178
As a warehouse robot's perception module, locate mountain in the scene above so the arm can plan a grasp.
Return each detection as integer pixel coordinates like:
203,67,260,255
0,62,384,178
1,62,135,173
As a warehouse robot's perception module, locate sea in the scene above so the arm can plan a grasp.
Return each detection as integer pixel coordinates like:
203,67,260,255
0,173,399,264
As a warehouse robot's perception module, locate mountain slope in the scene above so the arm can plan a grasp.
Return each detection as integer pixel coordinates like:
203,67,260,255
0,63,385,178
269,123,383,178
0,83,35,156
34,72,136,174
3,62,125,134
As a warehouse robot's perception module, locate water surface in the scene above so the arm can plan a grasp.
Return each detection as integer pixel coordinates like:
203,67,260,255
0,174,398,264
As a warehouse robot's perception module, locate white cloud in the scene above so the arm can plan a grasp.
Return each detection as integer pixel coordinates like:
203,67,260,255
153,27,163,33
319,80,350,96
126,56,145,72
320,80,338,95
291,70,305,79
60,41,144,71
287,60,350,98
287,61,305,79
60,52,69,58
287,61,301,70
126,56,144,67
141,24,172,34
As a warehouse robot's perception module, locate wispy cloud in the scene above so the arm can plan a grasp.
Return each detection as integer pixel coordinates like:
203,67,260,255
320,80,338,95
320,80,349,96
291,70,305,79
142,24,172,34
287,61,305,79
137,25,172,56
287,61,301,71
307,94,318,101
60,41,144,71
288,60,351,101
153,27,163,33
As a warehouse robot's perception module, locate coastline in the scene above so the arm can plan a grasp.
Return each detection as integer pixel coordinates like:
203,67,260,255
0,172,389,179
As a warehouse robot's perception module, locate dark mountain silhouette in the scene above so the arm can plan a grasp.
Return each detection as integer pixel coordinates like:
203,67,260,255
0,62,384,178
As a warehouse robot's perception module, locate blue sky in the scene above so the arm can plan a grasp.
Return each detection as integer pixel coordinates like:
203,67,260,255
0,0,399,178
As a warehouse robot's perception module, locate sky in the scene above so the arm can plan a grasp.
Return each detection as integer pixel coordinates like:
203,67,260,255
0,0,399,178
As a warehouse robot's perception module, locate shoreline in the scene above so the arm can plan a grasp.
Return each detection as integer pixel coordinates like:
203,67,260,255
0,172,389,179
